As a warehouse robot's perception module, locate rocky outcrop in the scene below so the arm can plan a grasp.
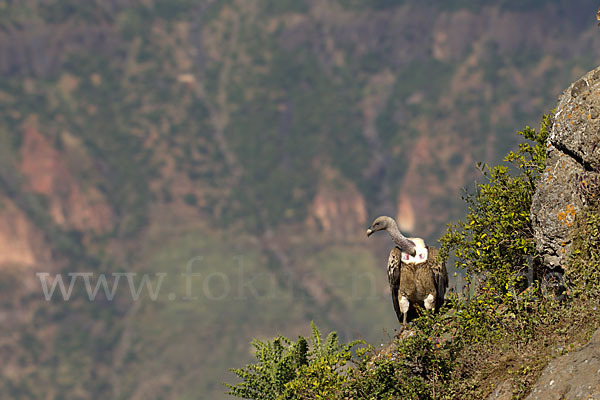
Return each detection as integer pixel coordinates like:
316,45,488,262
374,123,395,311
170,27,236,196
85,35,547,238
524,66,600,400
531,66,600,271
396,194,415,233
0,195,50,267
19,125,114,234
307,167,367,238
526,327,600,400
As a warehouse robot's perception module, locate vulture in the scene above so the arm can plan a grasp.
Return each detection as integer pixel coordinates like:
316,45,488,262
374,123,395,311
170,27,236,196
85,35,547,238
367,216,448,326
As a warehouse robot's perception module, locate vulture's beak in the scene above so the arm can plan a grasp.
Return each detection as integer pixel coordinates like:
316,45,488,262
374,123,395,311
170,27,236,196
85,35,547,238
366,228,373,237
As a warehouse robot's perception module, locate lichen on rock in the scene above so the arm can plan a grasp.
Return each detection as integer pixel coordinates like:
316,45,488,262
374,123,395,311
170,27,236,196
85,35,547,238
531,66,600,271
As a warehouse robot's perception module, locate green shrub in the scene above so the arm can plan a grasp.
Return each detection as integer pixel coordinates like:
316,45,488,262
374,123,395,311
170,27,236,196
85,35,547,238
283,324,361,399
225,322,363,400
439,113,551,290
226,335,307,400
344,311,457,400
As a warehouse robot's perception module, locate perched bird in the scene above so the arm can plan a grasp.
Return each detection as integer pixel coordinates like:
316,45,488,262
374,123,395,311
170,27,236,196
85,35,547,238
367,216,448,326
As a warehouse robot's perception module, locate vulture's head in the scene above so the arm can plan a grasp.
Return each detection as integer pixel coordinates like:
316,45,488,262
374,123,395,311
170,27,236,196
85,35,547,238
366,216,395,237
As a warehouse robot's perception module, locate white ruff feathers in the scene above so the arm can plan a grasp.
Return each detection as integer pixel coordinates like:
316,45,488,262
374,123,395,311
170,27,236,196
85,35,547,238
401,238,428,264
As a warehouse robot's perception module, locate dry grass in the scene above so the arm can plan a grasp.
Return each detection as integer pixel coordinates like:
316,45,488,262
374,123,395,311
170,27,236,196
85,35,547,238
446,287,600,399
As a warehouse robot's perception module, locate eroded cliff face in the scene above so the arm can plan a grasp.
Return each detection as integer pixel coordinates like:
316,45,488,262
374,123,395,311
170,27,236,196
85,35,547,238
531,66,600,270
0,122,116,272
0,195,48,267
307,167,367,238
396,194,415,233
19,124,114,234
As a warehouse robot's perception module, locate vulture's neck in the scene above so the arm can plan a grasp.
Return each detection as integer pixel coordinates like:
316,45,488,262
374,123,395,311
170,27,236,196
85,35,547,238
387,223,417,255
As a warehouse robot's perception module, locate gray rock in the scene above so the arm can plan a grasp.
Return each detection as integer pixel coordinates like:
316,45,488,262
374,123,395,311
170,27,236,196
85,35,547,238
551,68,600,172
531,66,600,271
486,379,514,400
526,328,600,400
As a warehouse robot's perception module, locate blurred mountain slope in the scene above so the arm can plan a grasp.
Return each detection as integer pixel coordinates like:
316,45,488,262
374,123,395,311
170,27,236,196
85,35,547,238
0,0,598,398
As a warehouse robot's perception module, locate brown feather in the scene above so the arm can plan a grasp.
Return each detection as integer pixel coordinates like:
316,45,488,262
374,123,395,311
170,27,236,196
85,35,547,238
387,244,448,325
387,247,403,324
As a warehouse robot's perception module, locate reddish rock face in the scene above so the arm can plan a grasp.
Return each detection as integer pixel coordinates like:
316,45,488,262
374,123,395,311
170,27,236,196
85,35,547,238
307,169,367,238
0,195,50,267
396,194,415,233
19,125,114,234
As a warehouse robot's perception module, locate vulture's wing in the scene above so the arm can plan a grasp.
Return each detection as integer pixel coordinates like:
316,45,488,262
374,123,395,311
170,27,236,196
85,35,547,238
387,247,403,324
429,246,449,309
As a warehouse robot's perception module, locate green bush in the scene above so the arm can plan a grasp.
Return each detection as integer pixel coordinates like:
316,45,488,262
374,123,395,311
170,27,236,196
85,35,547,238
284,324,362,399
344,311,458,400
439,113,551,290
225,335,307,400
226,322,363,400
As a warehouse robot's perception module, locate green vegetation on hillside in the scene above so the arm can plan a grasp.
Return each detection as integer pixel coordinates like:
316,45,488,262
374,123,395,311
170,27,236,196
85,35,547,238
1,1,599,398
3,0,590,245
337,0,590,12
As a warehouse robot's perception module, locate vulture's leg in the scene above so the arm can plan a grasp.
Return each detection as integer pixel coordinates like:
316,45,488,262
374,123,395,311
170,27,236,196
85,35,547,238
424,293,435,312
399,296,410,326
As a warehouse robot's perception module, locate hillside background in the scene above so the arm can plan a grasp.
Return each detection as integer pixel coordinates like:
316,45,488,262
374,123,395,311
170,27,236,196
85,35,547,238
0,0,598,398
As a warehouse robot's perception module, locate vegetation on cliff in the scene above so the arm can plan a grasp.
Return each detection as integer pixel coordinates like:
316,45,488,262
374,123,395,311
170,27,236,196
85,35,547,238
226,114,600,399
